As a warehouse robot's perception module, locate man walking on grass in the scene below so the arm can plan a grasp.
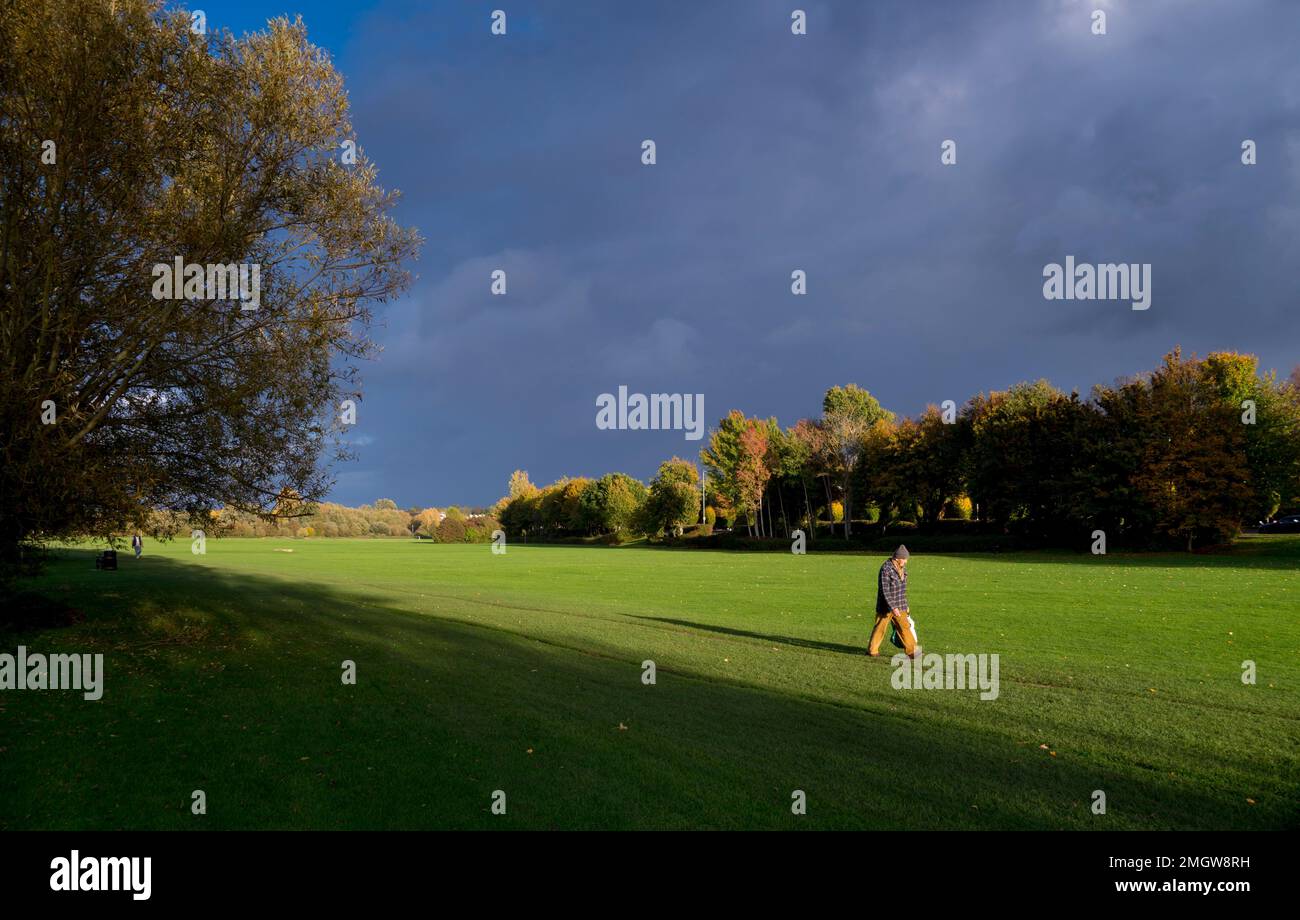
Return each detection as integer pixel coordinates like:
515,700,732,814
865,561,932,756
869,545,920,658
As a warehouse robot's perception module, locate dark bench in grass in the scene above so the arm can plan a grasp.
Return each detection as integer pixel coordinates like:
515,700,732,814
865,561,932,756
94,550,117,571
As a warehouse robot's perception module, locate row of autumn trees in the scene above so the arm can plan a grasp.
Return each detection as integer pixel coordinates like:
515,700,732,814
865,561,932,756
204,498,499,542
496,467,695,541
497,350,1300,551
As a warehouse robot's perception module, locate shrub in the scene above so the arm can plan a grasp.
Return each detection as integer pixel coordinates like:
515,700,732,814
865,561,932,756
463,517,500,543
436,517,466,543
943,495,974,521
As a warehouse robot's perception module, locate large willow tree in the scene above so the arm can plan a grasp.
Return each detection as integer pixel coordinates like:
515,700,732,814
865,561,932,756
0,0,420,567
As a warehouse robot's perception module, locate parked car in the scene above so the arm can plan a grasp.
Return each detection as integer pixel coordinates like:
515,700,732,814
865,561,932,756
1259,515,1300,533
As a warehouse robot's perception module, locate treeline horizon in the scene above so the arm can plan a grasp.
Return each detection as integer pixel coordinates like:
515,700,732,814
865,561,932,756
130,499,503,545
495,348,1300,552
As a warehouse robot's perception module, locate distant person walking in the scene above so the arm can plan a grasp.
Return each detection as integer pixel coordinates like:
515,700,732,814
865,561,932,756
869,545,919,658
131,533,143,559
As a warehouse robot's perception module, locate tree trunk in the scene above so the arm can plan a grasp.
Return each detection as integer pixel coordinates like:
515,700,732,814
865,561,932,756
801,480,813,541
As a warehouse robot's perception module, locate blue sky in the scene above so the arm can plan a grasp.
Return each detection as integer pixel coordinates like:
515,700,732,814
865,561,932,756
202,1,1300,508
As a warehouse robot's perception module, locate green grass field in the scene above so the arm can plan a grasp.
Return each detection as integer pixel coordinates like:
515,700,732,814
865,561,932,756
3,537,1298,829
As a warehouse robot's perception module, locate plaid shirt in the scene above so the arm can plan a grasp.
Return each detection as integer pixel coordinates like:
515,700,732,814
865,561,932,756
876,560,908,614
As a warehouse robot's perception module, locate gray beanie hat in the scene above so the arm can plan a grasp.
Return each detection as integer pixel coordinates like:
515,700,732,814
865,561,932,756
892,545,910,559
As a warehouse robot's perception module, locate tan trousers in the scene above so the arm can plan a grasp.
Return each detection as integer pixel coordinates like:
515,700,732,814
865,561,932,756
869,610,918,657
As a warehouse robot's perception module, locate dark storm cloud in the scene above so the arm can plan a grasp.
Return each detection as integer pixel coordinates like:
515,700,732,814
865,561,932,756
309,0,1300,506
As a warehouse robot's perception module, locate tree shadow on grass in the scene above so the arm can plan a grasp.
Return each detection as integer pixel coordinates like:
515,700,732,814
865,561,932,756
509,534,1300,572
626,614,867,657
933,535,1300,571
0,549,1289,831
